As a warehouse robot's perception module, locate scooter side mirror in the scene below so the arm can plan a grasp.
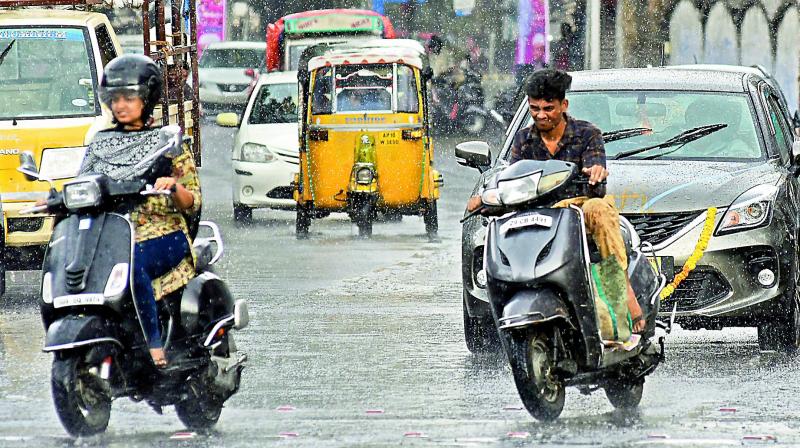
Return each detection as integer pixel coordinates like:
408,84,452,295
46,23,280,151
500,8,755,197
17,151,40,181
158,125,183,158
455,141,491,171
793,137,800,166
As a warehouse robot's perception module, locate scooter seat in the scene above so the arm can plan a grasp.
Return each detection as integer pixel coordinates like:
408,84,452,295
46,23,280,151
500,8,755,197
193,238,214,272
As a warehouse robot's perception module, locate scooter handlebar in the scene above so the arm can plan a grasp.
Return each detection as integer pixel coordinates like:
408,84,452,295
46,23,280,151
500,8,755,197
19,205,49,215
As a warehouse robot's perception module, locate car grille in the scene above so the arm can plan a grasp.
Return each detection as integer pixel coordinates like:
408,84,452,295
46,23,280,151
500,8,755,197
661,267,732,312
7,217,44,233
218,83,248,93
272,148,299,165
623,211,704,246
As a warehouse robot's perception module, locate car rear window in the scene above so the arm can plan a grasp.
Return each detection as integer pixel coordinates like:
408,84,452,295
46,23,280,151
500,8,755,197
248,82,298,124
517,91,764,162
200,48,263,69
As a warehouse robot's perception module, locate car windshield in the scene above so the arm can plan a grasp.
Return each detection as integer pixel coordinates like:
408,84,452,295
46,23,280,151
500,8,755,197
0,27,98,120
516,91,763,161
200,48,263,68
248,82,298,124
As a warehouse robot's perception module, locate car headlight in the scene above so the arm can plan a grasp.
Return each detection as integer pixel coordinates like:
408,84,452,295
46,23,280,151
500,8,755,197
241,143,276,163
537,170,571,195
63,180,101,209
356,166,375,185
716,184,777,235
498,171,542,205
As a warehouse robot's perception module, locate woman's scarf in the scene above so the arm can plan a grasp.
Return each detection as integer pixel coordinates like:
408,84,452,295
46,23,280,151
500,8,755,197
80,128,163,180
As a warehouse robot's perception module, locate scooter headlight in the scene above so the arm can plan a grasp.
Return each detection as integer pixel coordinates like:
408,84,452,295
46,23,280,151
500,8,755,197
498,171,542,205
63,180,101,210
537,170,571,195
42,272,53,304
103,263,129,298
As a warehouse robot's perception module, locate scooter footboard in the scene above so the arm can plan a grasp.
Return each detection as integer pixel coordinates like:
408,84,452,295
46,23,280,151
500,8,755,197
43,315,122,353
498,289,571,331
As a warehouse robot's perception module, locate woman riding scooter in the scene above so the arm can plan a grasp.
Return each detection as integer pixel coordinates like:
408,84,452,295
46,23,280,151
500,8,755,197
79,55,201,367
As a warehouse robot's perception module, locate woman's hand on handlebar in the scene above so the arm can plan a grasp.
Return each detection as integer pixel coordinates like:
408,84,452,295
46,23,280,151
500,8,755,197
582,165,609,186
154,176,178,192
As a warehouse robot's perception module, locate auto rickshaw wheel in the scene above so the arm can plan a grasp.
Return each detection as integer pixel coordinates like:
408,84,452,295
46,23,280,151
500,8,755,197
423,201,438,238
354,200,374,238
296,204,311,239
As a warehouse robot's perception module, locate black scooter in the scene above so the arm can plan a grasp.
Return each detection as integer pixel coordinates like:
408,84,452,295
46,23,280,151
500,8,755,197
18,126,249,436
457,148,667,421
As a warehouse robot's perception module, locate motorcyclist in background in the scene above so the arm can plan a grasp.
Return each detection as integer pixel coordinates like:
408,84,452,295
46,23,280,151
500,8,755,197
80,55,202,367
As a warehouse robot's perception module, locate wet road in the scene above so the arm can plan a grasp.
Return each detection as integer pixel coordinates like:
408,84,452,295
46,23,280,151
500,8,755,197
1,122,800,447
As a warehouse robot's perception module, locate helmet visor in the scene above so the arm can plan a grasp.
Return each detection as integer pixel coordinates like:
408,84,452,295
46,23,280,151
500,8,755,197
98,85,149,107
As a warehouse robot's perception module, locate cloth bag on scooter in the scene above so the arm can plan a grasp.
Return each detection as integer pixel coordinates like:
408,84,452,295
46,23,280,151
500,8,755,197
591,257,632,342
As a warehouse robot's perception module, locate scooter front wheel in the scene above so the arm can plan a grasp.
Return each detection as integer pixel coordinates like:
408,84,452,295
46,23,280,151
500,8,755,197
51,353,111,436
510,331,565,421
176,381,223,430
604,381,644,409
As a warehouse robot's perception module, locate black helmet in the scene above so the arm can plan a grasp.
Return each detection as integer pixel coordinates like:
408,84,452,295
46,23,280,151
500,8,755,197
99,54,163,122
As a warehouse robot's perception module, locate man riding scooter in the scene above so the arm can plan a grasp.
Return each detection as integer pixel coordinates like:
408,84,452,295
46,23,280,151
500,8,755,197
467,68,645,334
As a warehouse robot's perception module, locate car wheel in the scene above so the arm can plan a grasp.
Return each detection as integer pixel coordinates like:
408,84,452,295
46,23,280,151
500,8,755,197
758,251,800,352
233,203,252,223
463,290,499,354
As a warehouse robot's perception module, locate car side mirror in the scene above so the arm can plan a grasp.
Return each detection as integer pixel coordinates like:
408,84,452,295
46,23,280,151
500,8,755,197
216,112,240,127
455,141,491,171
17,151,39,181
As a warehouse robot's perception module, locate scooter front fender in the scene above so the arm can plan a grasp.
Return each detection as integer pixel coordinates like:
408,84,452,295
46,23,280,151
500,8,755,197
498,288,571,331
43,315,121,353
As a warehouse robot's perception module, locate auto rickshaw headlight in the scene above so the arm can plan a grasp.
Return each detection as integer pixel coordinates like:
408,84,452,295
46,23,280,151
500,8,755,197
241,143,276,163
356,166,375,185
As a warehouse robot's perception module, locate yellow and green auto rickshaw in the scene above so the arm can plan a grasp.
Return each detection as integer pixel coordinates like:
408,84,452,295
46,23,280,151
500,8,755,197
293,40,442,238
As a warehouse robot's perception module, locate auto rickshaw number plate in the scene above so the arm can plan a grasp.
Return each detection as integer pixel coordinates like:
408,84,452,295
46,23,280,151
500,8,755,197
501,213,553,233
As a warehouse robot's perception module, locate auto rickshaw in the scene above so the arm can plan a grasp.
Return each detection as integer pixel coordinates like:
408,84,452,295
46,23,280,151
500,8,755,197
294,40,442,238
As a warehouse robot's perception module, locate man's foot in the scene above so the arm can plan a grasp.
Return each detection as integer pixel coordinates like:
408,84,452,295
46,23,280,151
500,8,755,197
150,348,167,368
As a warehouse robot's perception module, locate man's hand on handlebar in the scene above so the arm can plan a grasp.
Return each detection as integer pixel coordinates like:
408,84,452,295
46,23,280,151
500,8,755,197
582,165,608,185
466,195,482,212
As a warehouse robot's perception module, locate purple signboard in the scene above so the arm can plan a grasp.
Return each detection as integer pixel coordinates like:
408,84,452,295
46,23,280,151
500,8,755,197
197,0,226,58
515,0,549,66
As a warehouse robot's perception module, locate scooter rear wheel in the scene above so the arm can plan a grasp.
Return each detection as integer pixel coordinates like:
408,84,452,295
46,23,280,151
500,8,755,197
51,354,111,436
511,331,565,421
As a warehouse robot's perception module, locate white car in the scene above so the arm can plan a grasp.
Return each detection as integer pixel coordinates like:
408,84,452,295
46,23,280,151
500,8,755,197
199,41,265,110
232,71,299,221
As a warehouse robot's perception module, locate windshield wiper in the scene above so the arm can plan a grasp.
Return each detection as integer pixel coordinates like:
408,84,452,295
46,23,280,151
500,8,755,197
0,39,15,68
613,123,728,160
602,127,652,143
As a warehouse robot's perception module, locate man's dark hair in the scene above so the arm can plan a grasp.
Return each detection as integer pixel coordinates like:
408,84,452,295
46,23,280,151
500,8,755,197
524,68,572,101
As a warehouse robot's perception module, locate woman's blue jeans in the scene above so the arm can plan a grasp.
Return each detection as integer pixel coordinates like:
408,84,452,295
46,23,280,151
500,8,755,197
133,231,190,349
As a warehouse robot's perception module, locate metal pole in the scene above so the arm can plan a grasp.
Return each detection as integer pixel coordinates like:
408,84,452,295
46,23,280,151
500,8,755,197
586,0,600,70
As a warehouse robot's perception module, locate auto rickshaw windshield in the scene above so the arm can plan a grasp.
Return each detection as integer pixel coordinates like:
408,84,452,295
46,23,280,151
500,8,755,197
310,63,419,114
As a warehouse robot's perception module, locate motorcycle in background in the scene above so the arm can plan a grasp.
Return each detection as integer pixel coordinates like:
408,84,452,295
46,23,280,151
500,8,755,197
17,126,249,436
430,67,490,136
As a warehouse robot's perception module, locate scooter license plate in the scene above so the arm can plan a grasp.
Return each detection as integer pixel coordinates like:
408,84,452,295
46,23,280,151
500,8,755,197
501,213,553,233
647,256,675,281
53,294,105,308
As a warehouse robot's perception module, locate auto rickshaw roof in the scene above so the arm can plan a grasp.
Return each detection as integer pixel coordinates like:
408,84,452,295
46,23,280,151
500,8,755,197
305,39,427,72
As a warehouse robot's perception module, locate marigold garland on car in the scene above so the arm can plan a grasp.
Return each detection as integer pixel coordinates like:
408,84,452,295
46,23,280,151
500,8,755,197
660,208,717,300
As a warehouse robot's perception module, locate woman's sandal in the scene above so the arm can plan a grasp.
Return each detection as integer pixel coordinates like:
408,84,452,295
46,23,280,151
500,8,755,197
149,348,168,368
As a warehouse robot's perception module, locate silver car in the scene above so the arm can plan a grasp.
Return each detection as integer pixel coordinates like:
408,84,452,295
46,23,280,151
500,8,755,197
461,66,800,353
